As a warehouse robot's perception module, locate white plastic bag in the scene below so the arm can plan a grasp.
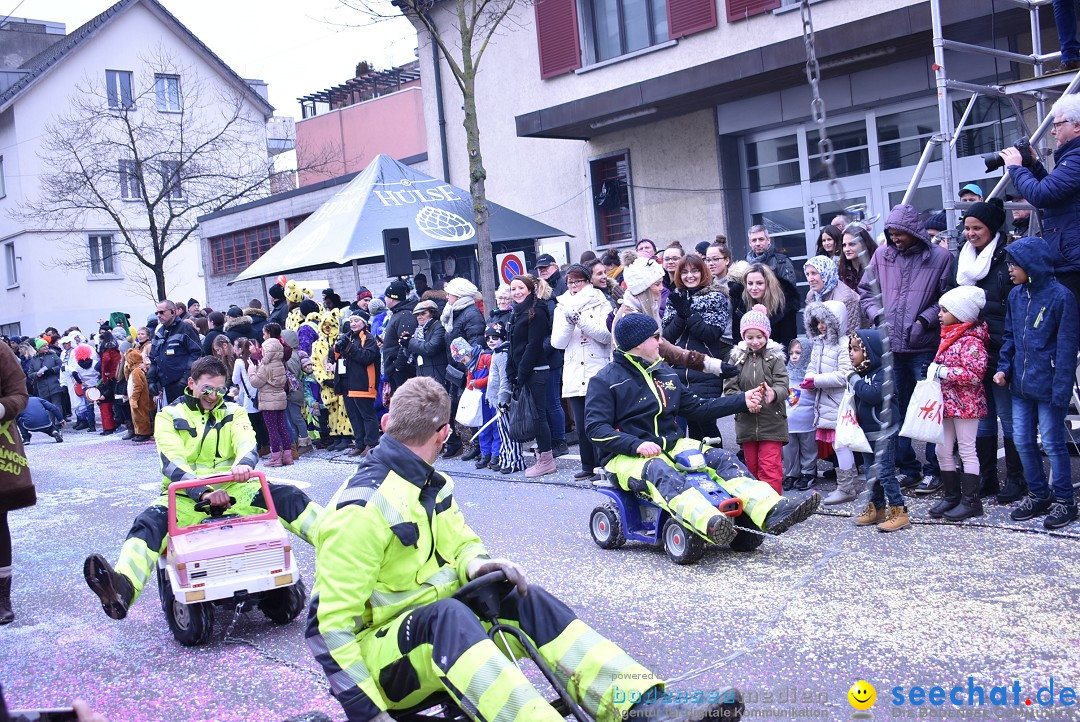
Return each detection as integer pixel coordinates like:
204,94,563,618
834,389,872,454
455,387,485,427
899,368,946,445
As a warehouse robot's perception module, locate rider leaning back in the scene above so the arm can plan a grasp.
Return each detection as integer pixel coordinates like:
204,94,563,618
82,355,323,620
306,376,743,721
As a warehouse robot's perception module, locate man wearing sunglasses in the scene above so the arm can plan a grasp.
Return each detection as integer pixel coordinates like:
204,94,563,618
586,314,820,549
82,356,323,621
148,300,202,404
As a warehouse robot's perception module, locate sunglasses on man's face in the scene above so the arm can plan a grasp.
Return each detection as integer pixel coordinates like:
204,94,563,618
198,385,229,397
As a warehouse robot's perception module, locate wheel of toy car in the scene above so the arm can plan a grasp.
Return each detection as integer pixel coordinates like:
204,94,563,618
662,518,704,565
728,513,765,552
157,567,214,646
259,577,308,624
589,503,625,549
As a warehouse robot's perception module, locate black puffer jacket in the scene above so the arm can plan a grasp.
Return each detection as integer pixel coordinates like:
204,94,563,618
661,286,732,395
407,319,448,386
335,330,380,393
382,299,418,383
962,236,1011,377
585,351,748,464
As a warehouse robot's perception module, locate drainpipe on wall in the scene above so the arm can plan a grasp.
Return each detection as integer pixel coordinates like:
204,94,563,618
424,13,451,182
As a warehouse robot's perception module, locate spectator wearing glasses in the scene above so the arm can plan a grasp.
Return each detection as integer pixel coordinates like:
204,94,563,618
148,300,202,404
82,356,323,622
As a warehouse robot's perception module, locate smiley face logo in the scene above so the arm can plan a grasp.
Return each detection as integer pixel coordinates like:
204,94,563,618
848,680,876,710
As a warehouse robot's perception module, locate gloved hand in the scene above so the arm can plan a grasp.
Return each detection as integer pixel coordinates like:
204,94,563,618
935,364,950,380
799,376,816,390
497,401,510,414
565,309,581,325
398,330,412,343
467,558,528,596
667,292,691,319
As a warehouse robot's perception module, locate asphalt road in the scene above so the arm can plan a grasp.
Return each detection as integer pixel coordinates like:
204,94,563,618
3,425,1079,722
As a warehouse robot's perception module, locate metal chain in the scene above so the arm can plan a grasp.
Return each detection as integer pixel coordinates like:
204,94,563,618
801,0,844,204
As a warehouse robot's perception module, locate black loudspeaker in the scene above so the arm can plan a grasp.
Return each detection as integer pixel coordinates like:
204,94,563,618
383,228,412,277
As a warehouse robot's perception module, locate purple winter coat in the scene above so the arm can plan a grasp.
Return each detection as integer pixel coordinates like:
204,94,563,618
858,204,955,355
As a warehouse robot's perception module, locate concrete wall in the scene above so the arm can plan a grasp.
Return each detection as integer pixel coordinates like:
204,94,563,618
0,2,271,337
296,87,427,187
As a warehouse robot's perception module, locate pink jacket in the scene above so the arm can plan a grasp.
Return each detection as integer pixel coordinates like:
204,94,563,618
934,322,989,419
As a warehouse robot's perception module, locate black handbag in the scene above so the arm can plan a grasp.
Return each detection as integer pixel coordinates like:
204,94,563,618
508,385,538,443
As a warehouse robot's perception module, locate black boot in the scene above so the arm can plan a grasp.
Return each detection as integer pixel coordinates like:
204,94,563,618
0,575,12,624
996,437,1027,504
975,436,1000,498
928,470,961,518
83,554,135,620
944,473,984,521
762,491,821,534
461,445,481,462
474,453,490,469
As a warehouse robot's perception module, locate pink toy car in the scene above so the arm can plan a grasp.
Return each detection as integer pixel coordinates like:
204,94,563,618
155,472,306,646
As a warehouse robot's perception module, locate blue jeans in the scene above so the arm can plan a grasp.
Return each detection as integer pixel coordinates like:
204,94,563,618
478,400,501,457
545,369,566,444
1012,396,1074,503
1055,0,1080,61
862,434,904,508
977,378,1014,439
894,351,939,477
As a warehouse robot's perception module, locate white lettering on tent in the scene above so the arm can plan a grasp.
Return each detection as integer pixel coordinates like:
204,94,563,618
374,184,463,207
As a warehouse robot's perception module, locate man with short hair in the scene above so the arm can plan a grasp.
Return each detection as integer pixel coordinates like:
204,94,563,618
745,225,798,289
1005,93,1080,310
83,356,323,621
830,214,850,232
148,300,202,403
380,280,418,391
307,376,743,722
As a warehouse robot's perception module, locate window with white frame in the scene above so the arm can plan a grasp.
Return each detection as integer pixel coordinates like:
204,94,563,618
88,234,117,276
106,70,134,109
160,159,182,199
3,241,15,287
155,74,181,112
119,159,141,200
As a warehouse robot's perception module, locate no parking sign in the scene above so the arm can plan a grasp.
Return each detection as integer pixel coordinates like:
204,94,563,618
496,252,526,285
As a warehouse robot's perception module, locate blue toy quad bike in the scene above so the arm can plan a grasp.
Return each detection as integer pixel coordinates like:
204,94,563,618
589,438,765,564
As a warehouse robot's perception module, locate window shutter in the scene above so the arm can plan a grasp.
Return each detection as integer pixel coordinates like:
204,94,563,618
535,0,581,79
668,0,717,39
725,0,779,23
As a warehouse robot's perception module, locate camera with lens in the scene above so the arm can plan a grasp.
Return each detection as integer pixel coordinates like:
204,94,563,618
983,137,1033,173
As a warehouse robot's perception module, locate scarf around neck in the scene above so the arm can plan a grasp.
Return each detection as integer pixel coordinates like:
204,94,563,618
441,295,477,333
937,321,973,357
956,238,998,286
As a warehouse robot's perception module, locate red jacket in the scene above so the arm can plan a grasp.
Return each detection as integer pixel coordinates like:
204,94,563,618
934,322,989,419
100,347,121,383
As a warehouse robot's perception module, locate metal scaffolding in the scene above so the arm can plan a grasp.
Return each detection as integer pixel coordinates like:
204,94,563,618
903,0,1080,245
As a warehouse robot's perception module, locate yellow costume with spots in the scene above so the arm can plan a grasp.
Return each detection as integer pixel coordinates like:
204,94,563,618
311,308,352,438
284,280,313,333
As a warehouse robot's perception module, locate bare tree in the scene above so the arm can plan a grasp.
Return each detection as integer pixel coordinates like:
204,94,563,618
15,48,277,302
339,0,522,310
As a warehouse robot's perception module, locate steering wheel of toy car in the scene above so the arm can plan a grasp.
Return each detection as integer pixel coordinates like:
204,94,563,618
193,496,237,517
452,570,514,622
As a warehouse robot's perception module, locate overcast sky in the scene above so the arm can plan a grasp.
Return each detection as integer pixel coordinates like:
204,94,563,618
15,0,418,118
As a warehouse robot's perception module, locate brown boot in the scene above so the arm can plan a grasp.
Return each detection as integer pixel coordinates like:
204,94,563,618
854,502,887,526
877,505,911,532
525,451,557,478
296,439,313,457
282,448,294,465
265,450,283,468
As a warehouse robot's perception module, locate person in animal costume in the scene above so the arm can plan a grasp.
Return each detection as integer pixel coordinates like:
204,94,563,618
310,307,353,451
284,280,314,333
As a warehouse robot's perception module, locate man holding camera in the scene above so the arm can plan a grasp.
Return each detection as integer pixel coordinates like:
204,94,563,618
1004,95,1080,311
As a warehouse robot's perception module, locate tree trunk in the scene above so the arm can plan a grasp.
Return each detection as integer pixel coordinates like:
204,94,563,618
461,53,496,314
154,263,167,301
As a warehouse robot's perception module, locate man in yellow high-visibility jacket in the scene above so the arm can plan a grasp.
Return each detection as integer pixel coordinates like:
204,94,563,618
306,376,743,722
83,356,322,620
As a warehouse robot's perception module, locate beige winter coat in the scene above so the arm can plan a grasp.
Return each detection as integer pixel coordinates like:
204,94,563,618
248,338,288,411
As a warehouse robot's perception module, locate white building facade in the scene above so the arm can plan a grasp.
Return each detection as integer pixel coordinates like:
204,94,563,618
0,0,274,338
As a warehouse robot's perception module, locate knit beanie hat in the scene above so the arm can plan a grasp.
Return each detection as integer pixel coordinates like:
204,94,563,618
33,338,46,350
187,298,199,308
299,298,320,317
964,198,1006,236
385,279,410,302
368,297,386,316
939,285,986,324
268,283,286,301
564,263,590,282
485,321,507,340
449,337,474,362
621,251,665,296
445,277,479,299
355,286,372,301
614,313,659,352
924,211,947,232
740,304,772,340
